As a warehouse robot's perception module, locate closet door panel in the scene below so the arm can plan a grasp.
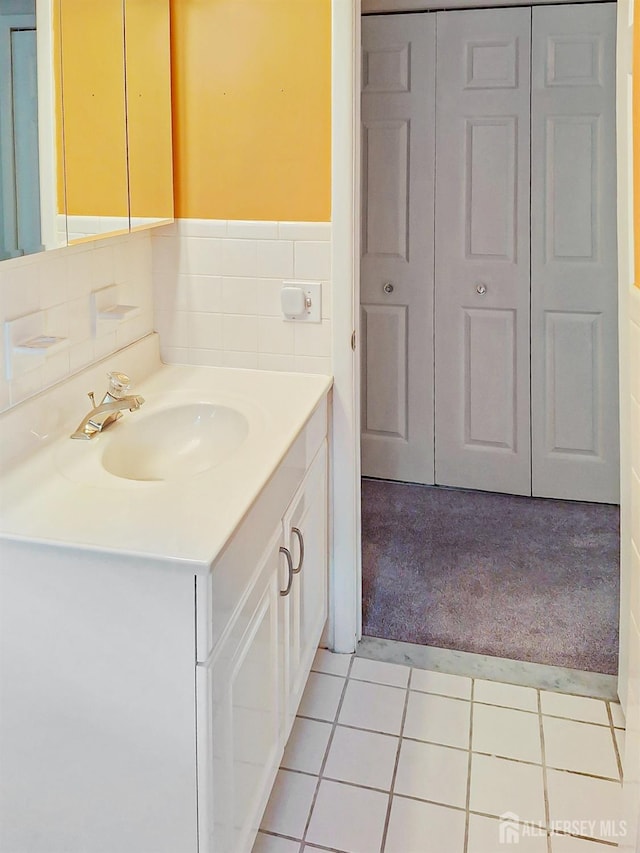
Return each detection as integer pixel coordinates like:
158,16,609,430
464,308,517,449
531,3,618,503
544,311,601,455
466,117,518,259
362,304,408,438
435,8,532,495
361,14,436,484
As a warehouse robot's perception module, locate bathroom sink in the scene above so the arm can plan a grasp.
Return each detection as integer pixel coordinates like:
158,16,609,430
100,402,249,482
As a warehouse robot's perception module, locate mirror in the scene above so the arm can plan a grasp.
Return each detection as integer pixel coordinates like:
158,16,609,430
58,0,129,243
59,0,173,243
125,0,174,232
0,0,173,261
0,0,45,259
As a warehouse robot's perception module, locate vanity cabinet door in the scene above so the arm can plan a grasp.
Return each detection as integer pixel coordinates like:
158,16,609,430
282,441,328,737
196,528,285,853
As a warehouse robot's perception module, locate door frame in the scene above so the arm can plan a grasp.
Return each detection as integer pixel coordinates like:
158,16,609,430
613,0,636,712
329,0,362,653
330,0,631,685
35,0,60,253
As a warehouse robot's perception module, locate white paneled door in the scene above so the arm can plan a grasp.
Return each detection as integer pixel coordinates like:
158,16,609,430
360,14,436,484
361,3,619,503
530,3,619,503
434,8,532,495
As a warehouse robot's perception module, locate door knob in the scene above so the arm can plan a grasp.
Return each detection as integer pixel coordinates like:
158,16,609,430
476,283,487,295
383,282,394,294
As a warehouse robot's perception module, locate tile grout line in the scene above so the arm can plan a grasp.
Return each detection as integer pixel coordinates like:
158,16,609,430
378,667,413,853
298,656,356,852
312,668,618,725
293,717,621,784
276,658,621,853
537,688,552,853
315,666,621,709
463,679,475,853
297,816,618,851
550,829,619,848
538,766,620,784
259,829,309,846
606,701,624,783
275,762,622,798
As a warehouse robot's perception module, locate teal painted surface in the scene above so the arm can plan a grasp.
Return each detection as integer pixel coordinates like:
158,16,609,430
0,9,40,259
12,28,42,254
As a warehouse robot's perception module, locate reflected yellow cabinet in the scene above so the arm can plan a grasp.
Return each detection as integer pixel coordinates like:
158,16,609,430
57,0,173,245
126,0,174,231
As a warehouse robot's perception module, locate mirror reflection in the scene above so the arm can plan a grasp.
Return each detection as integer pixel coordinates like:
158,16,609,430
126,0,173,231
58,0,129,242
0,0,45,259
0,0,173,262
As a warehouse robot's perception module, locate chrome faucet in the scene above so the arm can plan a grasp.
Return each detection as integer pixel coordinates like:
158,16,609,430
70,371,145,440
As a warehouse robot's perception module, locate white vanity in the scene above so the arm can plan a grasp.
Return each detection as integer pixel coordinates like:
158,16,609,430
0,334,332,853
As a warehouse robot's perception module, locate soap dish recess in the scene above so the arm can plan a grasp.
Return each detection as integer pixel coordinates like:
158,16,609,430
91,285,140,336
4,312,70,380
97,304,140,321
14,335,68,354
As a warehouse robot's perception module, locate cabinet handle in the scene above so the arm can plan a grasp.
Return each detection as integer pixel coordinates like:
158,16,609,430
279,546,294,597
292,527,304,574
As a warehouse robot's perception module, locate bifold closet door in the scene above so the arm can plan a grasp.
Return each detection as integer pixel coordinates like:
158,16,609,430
434,9,532,495
360,14,436,484
530,3,619,503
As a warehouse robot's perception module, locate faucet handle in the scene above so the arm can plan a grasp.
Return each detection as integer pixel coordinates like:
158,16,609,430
107,371,131,397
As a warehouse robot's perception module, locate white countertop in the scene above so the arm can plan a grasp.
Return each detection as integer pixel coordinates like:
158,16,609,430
0,354,332,569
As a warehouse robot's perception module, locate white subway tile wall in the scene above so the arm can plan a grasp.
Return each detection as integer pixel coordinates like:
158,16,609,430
151,220,332,375
0,232,154,412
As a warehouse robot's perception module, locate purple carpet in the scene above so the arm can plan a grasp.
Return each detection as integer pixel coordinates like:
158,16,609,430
361,479,620,674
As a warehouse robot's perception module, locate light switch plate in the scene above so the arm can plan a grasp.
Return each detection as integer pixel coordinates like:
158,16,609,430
282,281,322,322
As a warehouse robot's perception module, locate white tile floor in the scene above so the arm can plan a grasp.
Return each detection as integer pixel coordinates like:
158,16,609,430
254,651,625,853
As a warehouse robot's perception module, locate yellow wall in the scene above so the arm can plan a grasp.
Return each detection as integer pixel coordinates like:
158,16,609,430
170,0,332,222
634,8,640,286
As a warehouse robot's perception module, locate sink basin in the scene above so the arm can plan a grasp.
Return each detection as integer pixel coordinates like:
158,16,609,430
100,403,249,482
